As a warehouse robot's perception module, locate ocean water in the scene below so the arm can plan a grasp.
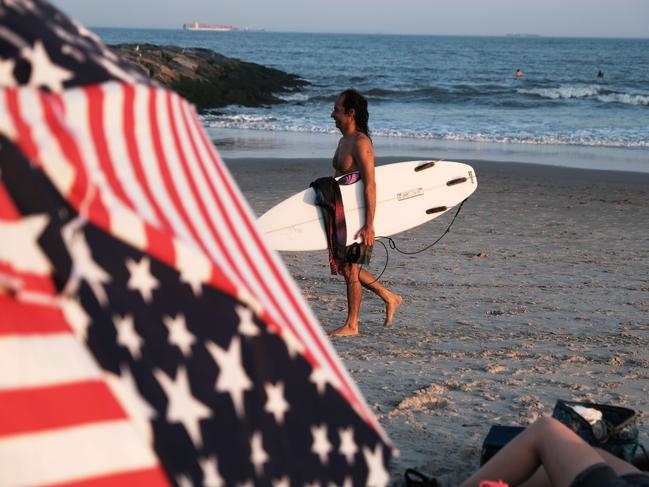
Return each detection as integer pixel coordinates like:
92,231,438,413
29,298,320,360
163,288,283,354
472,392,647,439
96,28,648,170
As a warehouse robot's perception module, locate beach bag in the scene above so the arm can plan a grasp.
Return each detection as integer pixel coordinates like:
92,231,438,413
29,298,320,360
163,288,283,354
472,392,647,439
552,400,639,462
404,468,438,487
480,425,526,465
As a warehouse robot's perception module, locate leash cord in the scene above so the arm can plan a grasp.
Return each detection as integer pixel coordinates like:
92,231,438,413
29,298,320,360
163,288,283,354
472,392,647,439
360,198,467,284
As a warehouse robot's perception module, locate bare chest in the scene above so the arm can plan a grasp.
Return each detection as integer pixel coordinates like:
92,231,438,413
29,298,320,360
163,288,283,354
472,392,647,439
332,139,358,176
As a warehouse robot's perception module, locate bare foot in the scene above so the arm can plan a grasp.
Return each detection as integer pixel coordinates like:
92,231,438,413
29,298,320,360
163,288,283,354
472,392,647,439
328,324,359,337
384,294,403,328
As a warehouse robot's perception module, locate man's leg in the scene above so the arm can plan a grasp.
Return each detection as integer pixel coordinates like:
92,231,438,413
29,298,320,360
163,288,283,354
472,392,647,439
329,263,362,336
358,269,402,327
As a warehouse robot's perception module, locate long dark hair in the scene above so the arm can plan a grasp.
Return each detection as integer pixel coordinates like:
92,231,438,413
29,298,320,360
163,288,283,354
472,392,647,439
340,89,371,141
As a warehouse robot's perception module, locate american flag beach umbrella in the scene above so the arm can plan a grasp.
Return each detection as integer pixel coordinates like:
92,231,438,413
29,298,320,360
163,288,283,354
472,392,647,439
0,1,393,485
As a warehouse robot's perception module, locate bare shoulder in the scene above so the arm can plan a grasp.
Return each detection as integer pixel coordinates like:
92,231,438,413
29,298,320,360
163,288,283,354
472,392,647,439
354,132,372,145
353,132,374,156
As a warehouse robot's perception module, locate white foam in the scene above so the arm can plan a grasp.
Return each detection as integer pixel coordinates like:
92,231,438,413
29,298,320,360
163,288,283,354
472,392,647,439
518,84,604,100
518,84,649,107
199,106,647,149
596,93,649,106
204,114,277,123
366,129,649,149
278,92,310,102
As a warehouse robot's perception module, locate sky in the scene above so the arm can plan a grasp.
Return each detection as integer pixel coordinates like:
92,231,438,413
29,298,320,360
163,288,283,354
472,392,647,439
48,0,649,38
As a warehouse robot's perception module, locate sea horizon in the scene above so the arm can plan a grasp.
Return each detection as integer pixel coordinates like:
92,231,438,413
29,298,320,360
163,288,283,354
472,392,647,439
96,26,649,40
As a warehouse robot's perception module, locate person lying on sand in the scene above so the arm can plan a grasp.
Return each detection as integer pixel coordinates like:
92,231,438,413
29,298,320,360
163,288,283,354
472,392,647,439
459,416,648,487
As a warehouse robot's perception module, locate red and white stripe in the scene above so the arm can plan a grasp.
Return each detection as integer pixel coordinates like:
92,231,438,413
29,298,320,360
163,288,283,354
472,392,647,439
0,303,169,486
0,183,169,486
0,84,390,441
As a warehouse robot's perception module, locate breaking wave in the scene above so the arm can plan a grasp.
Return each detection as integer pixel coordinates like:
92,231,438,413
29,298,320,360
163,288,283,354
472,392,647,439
201,113,649,149
370,130,649,148
518,85,649,106
596,93,649,106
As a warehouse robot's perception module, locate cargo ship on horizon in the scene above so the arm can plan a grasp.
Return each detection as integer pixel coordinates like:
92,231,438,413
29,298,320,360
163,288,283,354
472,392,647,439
183,22,237,32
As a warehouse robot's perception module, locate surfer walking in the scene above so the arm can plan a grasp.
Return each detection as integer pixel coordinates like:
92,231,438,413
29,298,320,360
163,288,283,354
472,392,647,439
328,89,402,337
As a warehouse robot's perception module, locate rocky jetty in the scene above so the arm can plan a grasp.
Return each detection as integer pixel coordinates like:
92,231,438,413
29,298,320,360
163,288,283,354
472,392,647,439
111,43,308,110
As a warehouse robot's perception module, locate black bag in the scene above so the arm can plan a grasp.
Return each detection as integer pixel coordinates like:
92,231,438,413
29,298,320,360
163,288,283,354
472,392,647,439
480,425,526,465
404,468,438,487
552,399,638,462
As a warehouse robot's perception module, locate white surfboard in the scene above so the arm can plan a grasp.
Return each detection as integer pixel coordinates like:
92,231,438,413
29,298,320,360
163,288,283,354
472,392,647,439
257,160,477,251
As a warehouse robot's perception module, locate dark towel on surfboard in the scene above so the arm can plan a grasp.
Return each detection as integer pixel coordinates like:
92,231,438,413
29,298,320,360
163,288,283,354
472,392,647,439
310,177,347,274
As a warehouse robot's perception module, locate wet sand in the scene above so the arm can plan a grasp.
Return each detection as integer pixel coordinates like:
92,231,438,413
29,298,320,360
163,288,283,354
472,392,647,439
227,156,649,485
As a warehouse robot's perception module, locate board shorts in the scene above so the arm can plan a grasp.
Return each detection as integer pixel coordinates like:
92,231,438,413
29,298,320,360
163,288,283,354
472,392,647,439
338,173,372,266
333,171,373,271
571,463,649,487
345,242,372,266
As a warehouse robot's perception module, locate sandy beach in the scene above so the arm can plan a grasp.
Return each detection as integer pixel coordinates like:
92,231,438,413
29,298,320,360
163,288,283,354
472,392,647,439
226,155,649,485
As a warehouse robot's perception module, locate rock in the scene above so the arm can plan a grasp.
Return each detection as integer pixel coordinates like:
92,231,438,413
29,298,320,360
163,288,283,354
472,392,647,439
110,43,308,110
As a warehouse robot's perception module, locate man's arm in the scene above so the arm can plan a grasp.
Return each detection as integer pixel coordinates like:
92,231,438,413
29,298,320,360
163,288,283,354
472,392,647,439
354,135,376,246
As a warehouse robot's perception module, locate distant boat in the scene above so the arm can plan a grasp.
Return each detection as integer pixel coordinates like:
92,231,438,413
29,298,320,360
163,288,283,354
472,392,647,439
506,33,540,38
183,22,237,32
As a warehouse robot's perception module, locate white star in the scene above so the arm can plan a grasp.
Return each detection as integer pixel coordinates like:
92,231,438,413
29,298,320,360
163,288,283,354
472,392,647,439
237,481,254,487
105,366,156,444
59,296,91,341
175,241,210,295
310,367,328,395
309,365,341,396
206,337,253,418
176,475,192,487
264,382,290,424
338,427,358,464
236,305,258,337
126,257,159,302
163,314,196,357
61,218,110,305
179,266,205,296
250,431,269,476
363,444,390,487
272,476,290,487
311,424,332,464
200,455,224,487
341,477,353,487
24,40,73,91
236,288,263,315
114,314,143,359
305,481,321,487
0,214,51,274
154,366,211,448
281,328,304,359
0,58,17,87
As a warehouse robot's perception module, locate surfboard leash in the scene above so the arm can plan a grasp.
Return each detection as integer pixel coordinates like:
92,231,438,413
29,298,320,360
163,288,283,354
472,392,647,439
361,198,468,284
382,198,468,255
